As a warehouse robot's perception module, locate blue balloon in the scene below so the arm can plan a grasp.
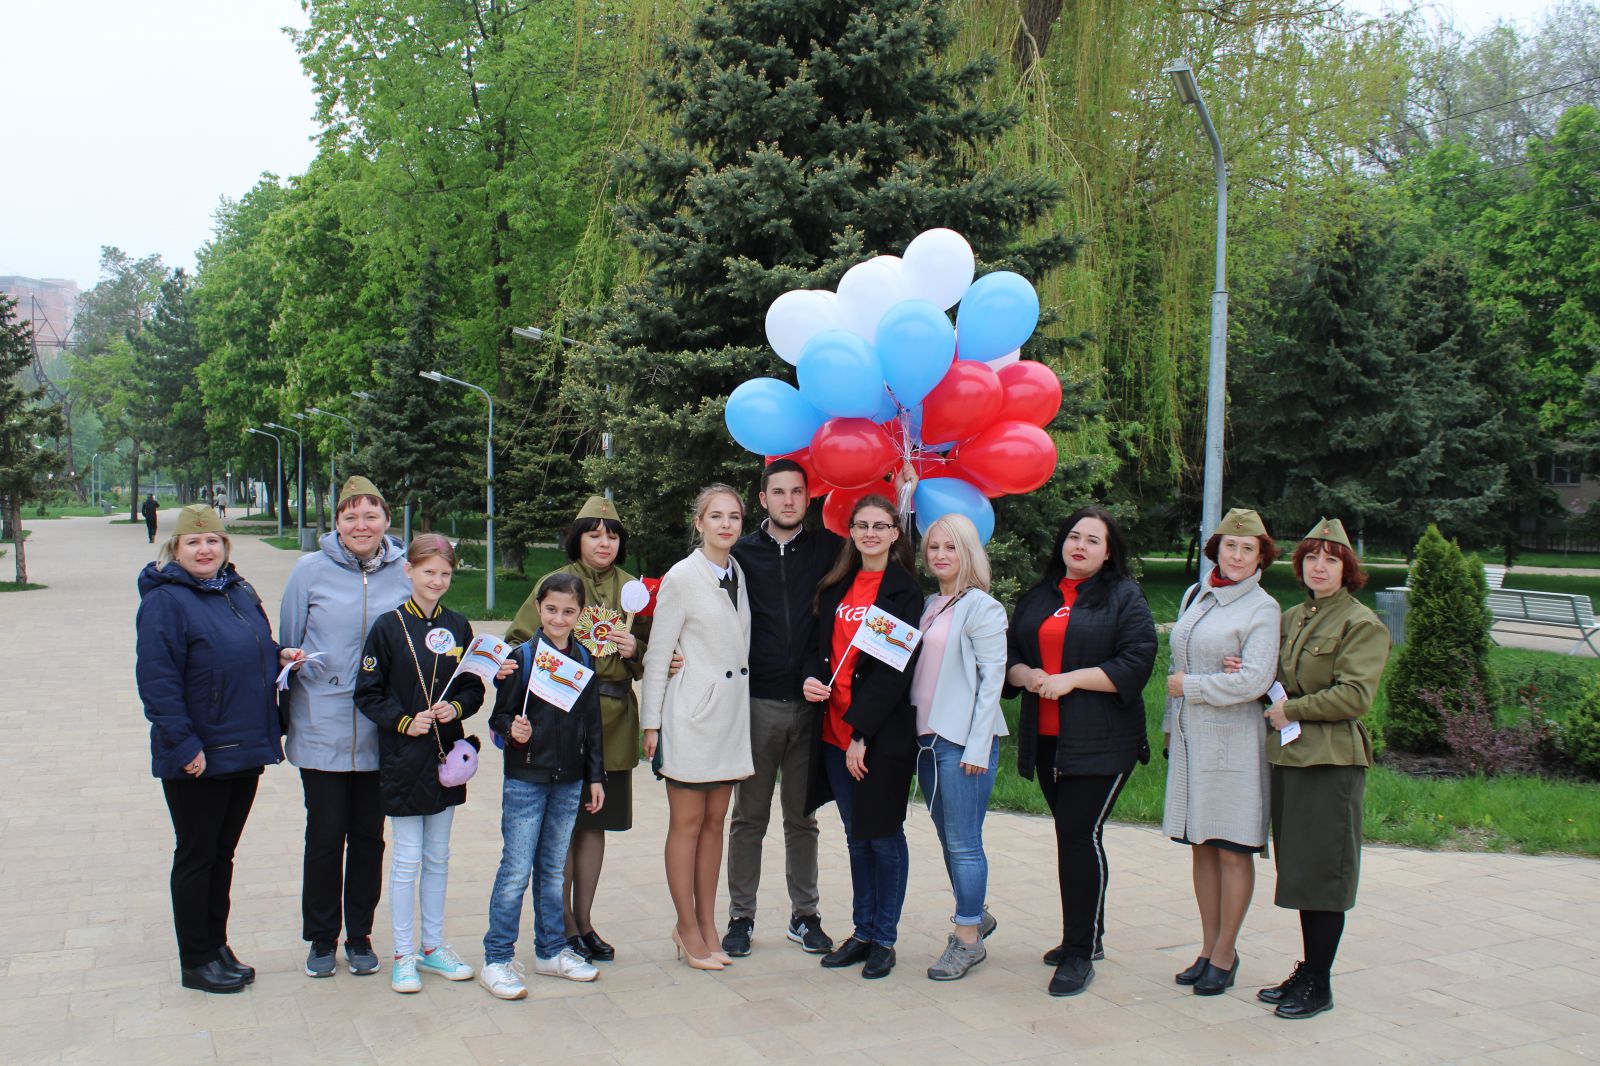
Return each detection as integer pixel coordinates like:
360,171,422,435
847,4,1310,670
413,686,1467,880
872,387,901,424
875,299,955,407
914,477,995,543
955,271,1040,363
796,329,886,419
724,378,826,456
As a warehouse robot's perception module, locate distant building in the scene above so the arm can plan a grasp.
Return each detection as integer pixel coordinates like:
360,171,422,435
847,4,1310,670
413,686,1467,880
0,275,80,350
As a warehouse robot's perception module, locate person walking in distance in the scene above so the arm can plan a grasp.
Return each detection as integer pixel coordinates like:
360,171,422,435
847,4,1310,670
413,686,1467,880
722,459,841,958
142,493,159,543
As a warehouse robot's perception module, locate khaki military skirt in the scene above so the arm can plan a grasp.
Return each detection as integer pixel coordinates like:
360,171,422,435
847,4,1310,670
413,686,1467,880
1269,763,1364,911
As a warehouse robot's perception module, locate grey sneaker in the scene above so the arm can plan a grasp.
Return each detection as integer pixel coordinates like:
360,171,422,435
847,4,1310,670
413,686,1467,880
345,936,380,976
305,940,337,978
978,909,997,939
928,934,987,981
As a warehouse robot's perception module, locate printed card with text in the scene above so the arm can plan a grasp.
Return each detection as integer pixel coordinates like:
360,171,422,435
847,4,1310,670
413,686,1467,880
525,639,594,713
848,604,922,673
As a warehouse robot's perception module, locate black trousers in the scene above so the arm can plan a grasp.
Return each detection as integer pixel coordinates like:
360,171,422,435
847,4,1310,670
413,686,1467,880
300,769,385,944
1035,736,1127,960
162,774,260,967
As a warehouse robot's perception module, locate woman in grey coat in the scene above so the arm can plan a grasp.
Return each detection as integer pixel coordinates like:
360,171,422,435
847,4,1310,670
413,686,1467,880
1162,508,1281,997
279,476,412,979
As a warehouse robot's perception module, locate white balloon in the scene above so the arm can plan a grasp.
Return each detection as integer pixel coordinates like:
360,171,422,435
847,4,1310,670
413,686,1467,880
901,229,976,310
986,348,1022,370
836,256,908,341
765,289,844,365
619,579,652,614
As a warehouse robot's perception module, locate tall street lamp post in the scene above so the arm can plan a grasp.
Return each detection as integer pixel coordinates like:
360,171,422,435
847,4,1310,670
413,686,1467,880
420,371,495,612
246,428,283,537
266,422,305,549
1163,58,1229,581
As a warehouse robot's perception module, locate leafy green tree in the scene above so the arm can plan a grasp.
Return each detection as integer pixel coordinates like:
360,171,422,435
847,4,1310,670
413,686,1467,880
0,296,64,582
1471,105,1600,441
1385,525,1494,753
131,271,210,498
353,259,477,531
567,0,1089,570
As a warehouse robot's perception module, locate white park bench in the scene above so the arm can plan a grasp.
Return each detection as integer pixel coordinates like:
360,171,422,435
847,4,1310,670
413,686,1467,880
1483,564,1505,590
1486,588,1600,656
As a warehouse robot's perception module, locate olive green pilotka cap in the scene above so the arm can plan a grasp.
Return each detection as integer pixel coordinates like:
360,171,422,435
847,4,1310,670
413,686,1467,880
575,495,620,522
1216,507,1268,539
337,475,386,509
1303,516,1353,551
173,504,224,537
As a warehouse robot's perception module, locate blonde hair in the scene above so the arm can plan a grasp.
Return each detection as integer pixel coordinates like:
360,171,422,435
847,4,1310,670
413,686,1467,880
923,513,991,593
406,533,456,568
158,531,233,570
690,483,743,544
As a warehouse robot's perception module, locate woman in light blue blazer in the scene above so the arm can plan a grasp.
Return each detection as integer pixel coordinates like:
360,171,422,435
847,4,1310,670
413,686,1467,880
911,513,1009,981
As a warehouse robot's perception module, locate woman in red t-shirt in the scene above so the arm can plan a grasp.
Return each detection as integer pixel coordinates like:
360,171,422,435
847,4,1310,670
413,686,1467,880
1004,506,1157,998
802,495,924,980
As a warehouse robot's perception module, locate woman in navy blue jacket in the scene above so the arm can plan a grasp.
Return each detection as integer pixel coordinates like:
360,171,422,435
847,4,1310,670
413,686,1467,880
136,506,302,994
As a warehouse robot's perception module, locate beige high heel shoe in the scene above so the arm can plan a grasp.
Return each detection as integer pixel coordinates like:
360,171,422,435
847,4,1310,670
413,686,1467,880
672,928,725,971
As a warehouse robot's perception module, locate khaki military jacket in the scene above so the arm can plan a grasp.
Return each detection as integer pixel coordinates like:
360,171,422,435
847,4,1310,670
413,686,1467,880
1268,588,1390,768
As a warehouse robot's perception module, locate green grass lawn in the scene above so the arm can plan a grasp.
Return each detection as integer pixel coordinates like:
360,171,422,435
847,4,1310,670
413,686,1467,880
442,547,569,620
1508,551,1600,570
0,581,46,592
987,638,1600,856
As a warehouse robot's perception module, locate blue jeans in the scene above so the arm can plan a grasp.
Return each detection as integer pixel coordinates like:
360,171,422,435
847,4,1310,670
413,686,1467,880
483,777,582,963
822,745,909,946
916,735,999,927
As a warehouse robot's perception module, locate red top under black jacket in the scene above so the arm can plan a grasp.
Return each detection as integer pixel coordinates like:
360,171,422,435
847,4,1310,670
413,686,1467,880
803,561,925,840
1005,572,1157,780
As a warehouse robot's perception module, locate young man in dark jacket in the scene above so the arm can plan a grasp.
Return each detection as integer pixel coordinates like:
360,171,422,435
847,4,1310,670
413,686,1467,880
722,459,843,957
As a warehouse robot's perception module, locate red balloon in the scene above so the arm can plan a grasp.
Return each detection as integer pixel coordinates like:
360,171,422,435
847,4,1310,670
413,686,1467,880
996,360,1063,427
766,448,834,498
941,455,1005,497
810,418,900,490
957,421,1057,495
920,361,1004,446
822,480,890,536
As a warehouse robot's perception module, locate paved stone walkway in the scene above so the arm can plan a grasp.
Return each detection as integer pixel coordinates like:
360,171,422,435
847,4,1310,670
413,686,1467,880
3,514,1598,1064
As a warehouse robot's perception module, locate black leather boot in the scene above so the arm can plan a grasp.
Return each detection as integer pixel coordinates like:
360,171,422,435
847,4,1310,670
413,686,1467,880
1274,972,1333,1019
181,959,246,994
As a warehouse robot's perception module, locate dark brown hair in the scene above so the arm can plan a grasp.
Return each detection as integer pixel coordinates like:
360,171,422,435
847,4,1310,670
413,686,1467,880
563,517,628,564
535,571,587,610
760,458,807,494
1203,532,1279,570
814,494,915,611
1291,539,1367,591
337,493,391,519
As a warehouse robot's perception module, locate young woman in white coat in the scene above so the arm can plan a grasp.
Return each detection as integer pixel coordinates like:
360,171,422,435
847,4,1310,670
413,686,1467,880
641,484,754,971
1162,508,1282,997
910,513,1009,982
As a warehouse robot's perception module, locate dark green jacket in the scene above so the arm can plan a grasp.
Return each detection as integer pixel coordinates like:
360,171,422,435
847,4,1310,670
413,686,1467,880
1269,588,1390,768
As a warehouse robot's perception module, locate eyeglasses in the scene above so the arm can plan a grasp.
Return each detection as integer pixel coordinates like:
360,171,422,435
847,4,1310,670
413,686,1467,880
851,522,893,533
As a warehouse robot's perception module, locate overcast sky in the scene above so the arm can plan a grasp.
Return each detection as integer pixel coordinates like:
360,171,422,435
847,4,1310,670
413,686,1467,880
0,0,1558,293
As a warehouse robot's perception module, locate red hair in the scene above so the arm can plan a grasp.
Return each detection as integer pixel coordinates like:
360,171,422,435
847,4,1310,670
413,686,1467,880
1291,539,1367,591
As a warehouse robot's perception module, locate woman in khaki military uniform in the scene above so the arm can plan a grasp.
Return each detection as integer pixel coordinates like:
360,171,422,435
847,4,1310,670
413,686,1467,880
505,495,650,963
1259,518,1389,1020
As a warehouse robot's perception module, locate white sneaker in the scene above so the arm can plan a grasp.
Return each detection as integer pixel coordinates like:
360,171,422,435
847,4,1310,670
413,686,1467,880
533,947,598,982
391,954,422,994
479,959,528,1000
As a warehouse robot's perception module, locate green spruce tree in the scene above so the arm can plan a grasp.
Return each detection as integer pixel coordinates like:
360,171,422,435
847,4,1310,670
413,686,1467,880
1384,525,1495,753
355,257,477,532
564,0,1094,570
0,295,64,583
131,270,211,497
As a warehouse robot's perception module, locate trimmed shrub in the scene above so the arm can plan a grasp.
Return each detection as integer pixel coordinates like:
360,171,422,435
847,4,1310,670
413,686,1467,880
1566,680,1600,779
1385,526,1494,752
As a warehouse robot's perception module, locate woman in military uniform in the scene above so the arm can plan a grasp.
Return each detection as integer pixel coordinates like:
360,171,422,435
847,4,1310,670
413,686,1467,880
505,495,649,962
1259,518,1389,1020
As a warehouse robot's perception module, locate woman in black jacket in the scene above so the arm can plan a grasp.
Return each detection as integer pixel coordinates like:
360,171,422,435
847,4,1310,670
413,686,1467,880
354,534,487,993
136,505,302,994
1006,506,1157,997
802,495,924,980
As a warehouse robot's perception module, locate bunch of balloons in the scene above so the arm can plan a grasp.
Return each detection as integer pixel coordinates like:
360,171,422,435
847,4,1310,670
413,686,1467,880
724,229,1061,543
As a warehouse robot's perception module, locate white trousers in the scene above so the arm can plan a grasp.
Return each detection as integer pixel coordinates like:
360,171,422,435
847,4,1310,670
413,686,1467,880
389,807,454,958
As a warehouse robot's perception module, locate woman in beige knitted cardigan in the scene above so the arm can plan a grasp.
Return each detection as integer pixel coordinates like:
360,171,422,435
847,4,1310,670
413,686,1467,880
1162,508,1282,997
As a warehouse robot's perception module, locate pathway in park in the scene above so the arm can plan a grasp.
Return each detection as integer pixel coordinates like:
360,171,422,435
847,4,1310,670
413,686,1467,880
1,514,1597,1064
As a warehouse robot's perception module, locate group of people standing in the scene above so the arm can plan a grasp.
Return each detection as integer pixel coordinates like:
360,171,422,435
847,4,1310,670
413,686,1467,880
136,466,1386,1020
